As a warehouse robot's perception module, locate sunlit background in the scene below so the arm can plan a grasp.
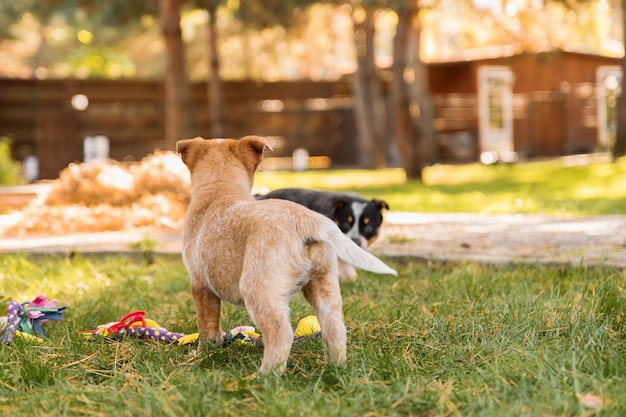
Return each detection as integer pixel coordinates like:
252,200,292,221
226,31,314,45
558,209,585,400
0,0,622,81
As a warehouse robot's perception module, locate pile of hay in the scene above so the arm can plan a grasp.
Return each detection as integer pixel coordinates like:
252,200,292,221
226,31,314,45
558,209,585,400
4,151,190,236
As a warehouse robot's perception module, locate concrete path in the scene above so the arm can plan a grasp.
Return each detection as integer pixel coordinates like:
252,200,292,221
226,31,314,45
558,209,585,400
1,212,624,268
377,213,626,268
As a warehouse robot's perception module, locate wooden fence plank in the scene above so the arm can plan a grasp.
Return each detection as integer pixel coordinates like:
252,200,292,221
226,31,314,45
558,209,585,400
0,78,359,179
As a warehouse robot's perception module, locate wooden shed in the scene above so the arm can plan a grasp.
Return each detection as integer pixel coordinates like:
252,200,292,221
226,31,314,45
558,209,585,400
429,49,621,161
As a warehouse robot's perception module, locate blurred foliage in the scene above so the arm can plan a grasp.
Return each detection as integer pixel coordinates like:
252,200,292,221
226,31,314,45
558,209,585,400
0,137,22,185
0,0,621,80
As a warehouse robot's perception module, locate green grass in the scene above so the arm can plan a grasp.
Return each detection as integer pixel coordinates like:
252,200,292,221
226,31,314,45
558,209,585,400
1,157,625,414
2,254,626,416
256,157,626,215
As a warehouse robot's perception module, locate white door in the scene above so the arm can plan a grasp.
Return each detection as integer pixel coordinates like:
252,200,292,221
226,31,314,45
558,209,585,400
596,65,621,150
478,66,515,156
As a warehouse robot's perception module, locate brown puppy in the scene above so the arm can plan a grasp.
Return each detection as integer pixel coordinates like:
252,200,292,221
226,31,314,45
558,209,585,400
177,136,397,374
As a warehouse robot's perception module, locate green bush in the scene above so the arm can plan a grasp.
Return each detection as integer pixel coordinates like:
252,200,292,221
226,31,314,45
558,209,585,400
0,137,22,185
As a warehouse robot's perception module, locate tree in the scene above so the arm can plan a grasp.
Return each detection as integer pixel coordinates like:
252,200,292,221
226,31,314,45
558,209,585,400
0,0,192,149
193,0,311,138
349,0,435,177
390,0,435,179
205,0,226,138
613,0,626,159
0,0,78,78
351,4,386,169
234,0,312,77
192,0,226,138
160,0,192,149
83,0,191,149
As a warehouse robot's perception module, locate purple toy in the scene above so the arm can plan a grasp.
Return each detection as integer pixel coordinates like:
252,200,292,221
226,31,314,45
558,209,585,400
1,295,67,344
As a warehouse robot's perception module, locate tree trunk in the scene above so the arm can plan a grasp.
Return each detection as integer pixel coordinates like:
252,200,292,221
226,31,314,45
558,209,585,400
160,0,191,150
206,6,225,138
613,0,626,158
391,3,435,180
408,4,437,173
352,6,386,169
391,7,420,179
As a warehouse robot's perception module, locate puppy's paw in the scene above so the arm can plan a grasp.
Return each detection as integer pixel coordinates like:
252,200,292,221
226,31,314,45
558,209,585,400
259,361,288,375
324,351,347,366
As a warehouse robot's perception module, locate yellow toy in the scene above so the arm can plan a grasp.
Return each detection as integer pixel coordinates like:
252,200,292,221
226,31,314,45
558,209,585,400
294,315,321,338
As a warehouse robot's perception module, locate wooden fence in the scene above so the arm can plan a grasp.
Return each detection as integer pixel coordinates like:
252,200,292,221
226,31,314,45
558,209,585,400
3,75,597,180
0,79,358,179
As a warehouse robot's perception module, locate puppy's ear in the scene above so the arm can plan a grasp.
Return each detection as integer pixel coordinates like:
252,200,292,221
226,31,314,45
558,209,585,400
240,135,273,154
373,199,389,211
176,137,205,171
238,135,273,173
176,138,194,155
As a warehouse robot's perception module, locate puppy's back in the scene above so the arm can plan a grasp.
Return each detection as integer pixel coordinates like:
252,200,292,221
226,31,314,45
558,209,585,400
255,199,396,276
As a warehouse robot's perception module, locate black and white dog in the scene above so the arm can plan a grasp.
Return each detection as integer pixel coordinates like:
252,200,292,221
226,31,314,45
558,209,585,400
256,188,389,280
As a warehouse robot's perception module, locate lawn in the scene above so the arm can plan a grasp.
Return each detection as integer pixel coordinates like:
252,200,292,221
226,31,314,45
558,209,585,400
1,157,626,416
1,254,625,416
256,157,626,215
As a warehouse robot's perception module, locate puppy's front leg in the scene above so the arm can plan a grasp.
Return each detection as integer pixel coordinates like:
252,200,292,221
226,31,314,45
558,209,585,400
191,283,223,345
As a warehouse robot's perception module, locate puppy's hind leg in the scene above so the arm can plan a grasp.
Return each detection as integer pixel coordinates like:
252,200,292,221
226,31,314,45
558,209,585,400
241,265,294,373
244,295,294,374
303,244,347,366
191,282,223,345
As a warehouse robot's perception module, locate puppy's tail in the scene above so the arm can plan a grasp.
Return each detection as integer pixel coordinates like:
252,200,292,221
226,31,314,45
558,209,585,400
325,224,397,276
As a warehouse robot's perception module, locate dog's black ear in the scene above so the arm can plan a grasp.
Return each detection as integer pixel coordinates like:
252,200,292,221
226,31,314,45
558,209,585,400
240,135,273,154
373,199,389,211
334,197,349,212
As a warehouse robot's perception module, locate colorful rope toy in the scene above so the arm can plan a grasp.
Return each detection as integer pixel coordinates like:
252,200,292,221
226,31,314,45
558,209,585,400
0,295,67,345
82,312,322,347
81,310,199,345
